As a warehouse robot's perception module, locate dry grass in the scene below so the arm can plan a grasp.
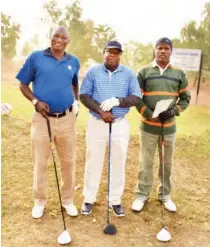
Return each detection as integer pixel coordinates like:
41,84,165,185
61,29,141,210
2,60,210,246
2,115,210,247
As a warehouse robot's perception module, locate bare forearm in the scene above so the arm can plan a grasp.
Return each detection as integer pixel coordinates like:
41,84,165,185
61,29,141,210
118,95,141,108
80,94,102,114
72,84,79,100
19,83,36,102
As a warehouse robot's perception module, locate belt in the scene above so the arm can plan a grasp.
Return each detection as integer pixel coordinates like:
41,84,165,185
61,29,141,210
36,106,72,118
92,115,124,122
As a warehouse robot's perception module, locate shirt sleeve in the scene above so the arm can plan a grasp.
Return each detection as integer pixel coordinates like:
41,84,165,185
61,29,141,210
128,72,142,98
72,59,80,85
80,69,94,96
16,53,35,85
173,71,191,116
136,68,154,119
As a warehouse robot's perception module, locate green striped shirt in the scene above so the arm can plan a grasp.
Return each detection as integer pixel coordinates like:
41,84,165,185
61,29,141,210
136,62,191,135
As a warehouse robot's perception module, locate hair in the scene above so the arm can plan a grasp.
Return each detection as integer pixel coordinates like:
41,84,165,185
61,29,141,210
51,26,69,38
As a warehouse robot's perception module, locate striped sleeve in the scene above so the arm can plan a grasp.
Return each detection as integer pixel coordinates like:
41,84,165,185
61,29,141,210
136,68,154,119
79,68,94,96
173,71,191,115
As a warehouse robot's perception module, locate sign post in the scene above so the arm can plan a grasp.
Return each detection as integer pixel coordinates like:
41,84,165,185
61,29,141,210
171,48,203,104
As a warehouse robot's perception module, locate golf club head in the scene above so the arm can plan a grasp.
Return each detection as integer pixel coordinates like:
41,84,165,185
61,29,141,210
57,230,71,245
104,223,117,235
156,227,171,242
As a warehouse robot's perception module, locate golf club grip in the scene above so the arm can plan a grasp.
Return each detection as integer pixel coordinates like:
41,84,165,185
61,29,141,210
46,118,52,141
109,122,112,134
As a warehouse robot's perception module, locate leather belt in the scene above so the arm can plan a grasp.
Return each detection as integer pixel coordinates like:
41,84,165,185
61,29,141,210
36,106,72,118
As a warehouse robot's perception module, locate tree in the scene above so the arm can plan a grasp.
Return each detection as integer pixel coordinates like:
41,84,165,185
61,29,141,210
180,2,210,70
21,34,40,57
92,24,116,62
121,41,153,72
1,13,20,59
42,0,116,65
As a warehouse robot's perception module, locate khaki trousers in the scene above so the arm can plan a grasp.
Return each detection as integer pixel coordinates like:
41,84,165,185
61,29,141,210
135,130,176,199
31,111,76,206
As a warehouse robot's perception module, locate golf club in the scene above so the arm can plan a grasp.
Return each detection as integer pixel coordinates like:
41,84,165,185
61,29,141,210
156,123,171,242
103,122,117,235
46,118,71,245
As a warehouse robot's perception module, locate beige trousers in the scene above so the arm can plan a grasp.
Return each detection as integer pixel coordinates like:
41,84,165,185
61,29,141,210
31,111,76,206
83,115,130,205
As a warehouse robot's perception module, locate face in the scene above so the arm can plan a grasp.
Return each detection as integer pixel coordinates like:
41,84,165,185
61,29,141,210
155,43,172,64
104,48,122,68
51,31,69,52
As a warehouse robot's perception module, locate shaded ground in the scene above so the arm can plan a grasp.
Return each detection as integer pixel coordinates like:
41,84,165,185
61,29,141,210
1,117,210,247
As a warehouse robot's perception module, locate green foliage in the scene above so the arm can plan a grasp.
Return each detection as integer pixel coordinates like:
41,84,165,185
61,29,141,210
92,24,116,62
1,13,20,59
179,2,210,70
43,0,116,65
121,41,153,72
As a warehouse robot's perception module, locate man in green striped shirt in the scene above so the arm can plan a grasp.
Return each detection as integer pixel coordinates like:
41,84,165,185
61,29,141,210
132,37,191,212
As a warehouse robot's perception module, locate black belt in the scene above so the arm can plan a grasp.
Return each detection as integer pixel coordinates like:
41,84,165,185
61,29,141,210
36,106,72,118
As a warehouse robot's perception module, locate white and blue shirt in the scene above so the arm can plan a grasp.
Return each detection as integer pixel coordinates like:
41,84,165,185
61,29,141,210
80,64,141,119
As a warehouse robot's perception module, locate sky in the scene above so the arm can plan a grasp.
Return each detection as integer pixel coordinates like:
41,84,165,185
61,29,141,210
1,0,209,54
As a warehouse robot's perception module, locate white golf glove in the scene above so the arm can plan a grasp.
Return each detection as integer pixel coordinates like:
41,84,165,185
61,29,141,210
100,97,120,111
72,100,79,116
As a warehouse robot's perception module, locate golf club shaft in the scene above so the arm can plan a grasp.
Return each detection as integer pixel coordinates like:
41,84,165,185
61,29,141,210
107,122,112,224
46,119,67,231
161,123,165,228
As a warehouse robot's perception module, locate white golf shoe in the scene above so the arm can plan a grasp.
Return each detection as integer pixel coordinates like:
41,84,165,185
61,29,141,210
32,205,45,218
131,195,148,212
163,199,177,212
63,203,78,217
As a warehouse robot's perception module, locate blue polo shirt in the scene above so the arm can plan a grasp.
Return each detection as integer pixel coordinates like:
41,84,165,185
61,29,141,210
80,64,141,119
16,48,80,113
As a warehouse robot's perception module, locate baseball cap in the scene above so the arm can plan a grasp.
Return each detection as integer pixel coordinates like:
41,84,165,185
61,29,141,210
104,41,123,52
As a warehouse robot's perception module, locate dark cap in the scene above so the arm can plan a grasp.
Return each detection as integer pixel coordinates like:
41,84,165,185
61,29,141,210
155,37,173,50
104,41,123,52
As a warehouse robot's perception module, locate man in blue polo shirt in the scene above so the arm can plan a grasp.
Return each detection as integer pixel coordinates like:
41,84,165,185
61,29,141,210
80,41,142,216
16,26,80,219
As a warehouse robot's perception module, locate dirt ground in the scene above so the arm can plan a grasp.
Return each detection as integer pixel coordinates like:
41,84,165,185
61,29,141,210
1,117,210,247
1,60,210,246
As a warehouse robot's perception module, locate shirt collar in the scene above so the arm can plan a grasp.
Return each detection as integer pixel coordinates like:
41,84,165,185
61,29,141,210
152,59,172,69
43,48,71,60
102,63,123,73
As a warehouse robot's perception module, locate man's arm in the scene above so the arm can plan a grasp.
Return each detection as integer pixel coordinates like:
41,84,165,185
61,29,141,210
80,94,102,114
72,84,79,100
72,60,80,101
19,83,36,101
80,69,114,123
117,73,142,108
16,53,49,118
136,69,154,119
173,71,191,115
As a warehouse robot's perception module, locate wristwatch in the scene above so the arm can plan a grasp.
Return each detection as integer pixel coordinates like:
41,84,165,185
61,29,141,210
32,98,38,106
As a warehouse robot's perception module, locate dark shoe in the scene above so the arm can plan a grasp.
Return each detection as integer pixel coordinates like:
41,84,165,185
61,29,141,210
111,204,125,217
81,202,93,215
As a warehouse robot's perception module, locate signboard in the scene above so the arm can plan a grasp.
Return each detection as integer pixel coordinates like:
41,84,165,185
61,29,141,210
171,48,201,72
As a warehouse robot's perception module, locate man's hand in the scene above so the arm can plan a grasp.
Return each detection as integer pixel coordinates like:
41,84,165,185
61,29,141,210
72,100,79,116
100,97,120,111
99,110,114,123
159,108,176,123
35,101,49,119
